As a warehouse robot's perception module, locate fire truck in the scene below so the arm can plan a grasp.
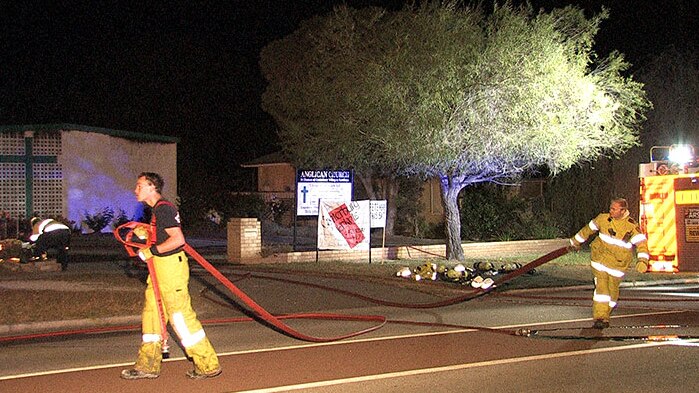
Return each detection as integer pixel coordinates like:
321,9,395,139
639,145,699,272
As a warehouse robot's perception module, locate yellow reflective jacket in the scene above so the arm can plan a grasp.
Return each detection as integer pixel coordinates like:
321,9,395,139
571,213,649,271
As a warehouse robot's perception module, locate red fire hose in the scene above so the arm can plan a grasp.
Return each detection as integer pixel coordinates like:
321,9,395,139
114,222,387,343
113,222,171,354
202,246,571,310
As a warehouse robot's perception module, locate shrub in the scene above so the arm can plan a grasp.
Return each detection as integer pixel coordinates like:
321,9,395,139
217,193,269,222
269,196,292,225
460,184,525,241
459,184,563,241
111,208,131,229
83,207,115,233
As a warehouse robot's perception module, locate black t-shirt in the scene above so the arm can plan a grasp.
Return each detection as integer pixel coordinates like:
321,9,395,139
152,200,184,256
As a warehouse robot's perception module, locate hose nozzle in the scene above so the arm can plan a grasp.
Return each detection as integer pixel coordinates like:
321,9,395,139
162,340,170,359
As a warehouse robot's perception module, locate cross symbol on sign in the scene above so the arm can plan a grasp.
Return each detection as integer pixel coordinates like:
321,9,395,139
0,133,58,216
301,186,309,203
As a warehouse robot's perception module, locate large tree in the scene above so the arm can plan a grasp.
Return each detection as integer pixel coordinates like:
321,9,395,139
260,2,650,259
260,6,405,234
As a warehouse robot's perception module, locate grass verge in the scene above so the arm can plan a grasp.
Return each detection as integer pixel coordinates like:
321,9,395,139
1,249,696,327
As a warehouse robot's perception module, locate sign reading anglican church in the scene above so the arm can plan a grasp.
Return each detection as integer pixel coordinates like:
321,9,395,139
295,170,353,216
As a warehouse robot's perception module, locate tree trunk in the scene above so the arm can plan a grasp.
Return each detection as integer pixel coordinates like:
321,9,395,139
384,179,399,236
357,174,398,236
440,175,465,261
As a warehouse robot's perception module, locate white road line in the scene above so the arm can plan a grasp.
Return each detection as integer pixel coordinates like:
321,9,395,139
221,309,687,357
236,341,681,393
0,309,689,381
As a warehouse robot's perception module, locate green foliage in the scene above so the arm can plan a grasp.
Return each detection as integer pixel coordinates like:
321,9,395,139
177,191,210,229
260,2,651,259
393,177,426,236
544,162,615,235
217,194,269,222
460,184,564,241
83,207,115,233
111,208,131,230
269,197,292,225
460,184,522,241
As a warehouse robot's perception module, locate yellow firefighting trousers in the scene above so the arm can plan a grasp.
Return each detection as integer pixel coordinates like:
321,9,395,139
591,265,623,322
134,251,220,374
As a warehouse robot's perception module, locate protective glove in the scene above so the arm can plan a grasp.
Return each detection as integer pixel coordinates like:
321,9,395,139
138,246,156,261
635,260,648,273
567,240,581,252
133,225,150,241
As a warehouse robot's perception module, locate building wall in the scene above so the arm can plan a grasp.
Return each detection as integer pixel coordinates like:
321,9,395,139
0,130,63,220
419,178,444,224
258,164,296,192
62,130,177,231
0,126,177,233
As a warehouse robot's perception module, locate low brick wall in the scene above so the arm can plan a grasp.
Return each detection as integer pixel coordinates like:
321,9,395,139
234,238,570,264
227,218,262,262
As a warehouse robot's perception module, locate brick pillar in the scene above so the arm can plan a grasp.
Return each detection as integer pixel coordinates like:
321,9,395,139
227,218,261,263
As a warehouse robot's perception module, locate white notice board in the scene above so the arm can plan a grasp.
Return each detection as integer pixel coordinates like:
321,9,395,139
296,170,353,216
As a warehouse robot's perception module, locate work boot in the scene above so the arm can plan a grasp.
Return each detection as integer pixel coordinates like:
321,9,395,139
186,367,222,380
592,319,610,329
120,368,159,380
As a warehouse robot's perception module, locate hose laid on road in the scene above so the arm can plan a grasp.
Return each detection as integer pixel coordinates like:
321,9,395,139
204,246,570,309
3,237,697,345
114,222,387,342
183,243,387,342
114,222,572,342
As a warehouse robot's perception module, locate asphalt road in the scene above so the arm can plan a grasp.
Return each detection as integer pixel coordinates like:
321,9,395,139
1,269,697,393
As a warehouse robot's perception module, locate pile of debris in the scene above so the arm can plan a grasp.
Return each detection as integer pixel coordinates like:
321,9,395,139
396,261,532,290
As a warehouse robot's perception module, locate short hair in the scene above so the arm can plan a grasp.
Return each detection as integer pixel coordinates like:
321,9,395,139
139,172,164,194
611,197,628,209
30,217,41,226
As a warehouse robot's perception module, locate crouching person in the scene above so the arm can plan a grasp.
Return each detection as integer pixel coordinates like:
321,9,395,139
29,217,71,271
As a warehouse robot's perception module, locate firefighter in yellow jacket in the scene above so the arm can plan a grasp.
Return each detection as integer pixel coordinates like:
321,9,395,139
569,198,649,329
121,172,221,380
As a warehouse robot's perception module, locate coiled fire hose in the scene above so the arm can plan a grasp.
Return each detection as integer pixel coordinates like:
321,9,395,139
113,221,172,355
114,222,387,343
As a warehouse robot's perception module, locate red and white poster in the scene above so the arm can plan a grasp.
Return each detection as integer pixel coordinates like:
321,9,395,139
317,200,370,250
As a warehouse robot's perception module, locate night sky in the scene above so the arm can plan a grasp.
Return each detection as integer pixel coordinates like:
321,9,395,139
1,0,695,191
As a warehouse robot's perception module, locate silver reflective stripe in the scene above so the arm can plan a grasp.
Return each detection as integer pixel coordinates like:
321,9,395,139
588,220,599,231
172,312,206,348
43,223,68,233
598,233,633,249
37,220,51,234
142,333,161,343
593,292,611,303
630,233,647,244
591,261,625,278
